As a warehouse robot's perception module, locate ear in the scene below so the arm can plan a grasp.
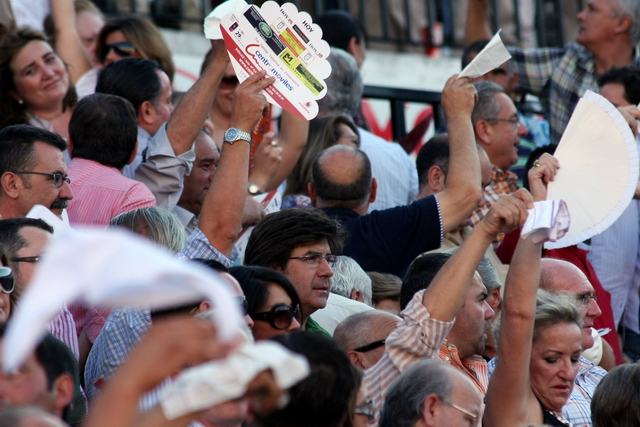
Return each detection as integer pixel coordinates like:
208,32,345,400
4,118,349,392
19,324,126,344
139,100,156,126
474,120,491,145
308,182,318,206
1,172,22,200
67,138,75,159
614,14,631,36
422,394,440,427
427,166,446,194
347,37,359,59
368,178,377,203
198,300,213,313
126,140,139,165
350,288,364,302
488,287,502,311
52,374,75,414
347,350,366,369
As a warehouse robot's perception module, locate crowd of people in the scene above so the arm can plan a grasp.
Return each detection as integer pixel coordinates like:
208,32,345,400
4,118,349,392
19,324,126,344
1,0,640,426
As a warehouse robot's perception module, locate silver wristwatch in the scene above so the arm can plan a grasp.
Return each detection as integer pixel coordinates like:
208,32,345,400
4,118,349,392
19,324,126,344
223,128,251,145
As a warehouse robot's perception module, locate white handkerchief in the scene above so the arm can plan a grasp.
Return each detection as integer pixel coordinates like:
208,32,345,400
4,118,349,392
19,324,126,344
521,200,570,244
204,0,248,39
160,341,310,420
459,30,511,79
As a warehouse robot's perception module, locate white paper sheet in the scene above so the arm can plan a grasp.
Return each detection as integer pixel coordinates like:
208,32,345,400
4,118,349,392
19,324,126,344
459,30,511,79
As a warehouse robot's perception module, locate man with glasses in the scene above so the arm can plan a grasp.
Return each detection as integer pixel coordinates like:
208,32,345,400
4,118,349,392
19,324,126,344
0,218,79,361
468,81,528,244
379,359,483,427
0,125,74,219
244,208,346,335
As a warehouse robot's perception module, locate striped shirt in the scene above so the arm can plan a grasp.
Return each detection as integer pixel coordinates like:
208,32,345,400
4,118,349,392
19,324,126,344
364,289,454,425
67,158,156,227
438,342,488,395
47,306,80,360
508,44,640,145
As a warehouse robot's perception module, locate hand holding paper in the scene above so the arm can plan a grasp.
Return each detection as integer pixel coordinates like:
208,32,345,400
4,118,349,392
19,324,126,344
459,30,511,79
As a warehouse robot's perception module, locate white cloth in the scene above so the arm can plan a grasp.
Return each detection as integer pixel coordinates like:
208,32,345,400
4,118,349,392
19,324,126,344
310,292,374,335
588,200,640,332
124,127,153,180
75,68,99,99
358,128,418,212
10,0,48,31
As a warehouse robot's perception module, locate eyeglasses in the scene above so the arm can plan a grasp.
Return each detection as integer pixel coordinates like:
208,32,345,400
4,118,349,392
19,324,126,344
0,267,14,294
339,135,360,144
11,171,70,188
354,339,386,353
105,41,135,57
288,253,338,268
253,304,301,330
236,295,248,315
11,256,41,263
486,116,521,129
220,75,239,89
355,399,375,422
444,402,479,422
576,293,598,307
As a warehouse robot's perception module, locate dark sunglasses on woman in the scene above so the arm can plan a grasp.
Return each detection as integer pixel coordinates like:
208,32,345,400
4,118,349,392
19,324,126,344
104,41,135,58
253,304,301,330
0,267,15,294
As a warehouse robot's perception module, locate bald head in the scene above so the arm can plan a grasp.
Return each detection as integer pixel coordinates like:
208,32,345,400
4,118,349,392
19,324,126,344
310,145,373,211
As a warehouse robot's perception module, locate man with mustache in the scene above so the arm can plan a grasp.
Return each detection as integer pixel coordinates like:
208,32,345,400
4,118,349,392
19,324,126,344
0,125,74,219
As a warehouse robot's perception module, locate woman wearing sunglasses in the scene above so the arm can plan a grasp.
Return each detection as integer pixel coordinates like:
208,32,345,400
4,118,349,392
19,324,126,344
95,15,174,83
0,247,16,323
229,266,302,341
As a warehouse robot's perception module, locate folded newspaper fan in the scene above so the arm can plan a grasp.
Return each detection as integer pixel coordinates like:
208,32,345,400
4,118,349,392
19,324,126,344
544,90,639,249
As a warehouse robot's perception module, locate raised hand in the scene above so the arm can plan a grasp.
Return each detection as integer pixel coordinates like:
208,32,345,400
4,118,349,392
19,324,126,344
229,71,275,133
478,189,533,239
527,153,559,202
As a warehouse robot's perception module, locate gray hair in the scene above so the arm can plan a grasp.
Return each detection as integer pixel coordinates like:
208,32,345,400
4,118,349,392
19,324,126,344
477,256,502,293
317,48,363,117
331,255,372,305
109,207,186,252
471,81,504,125
379,360,453,427
616,0,640,45
493,289,582,348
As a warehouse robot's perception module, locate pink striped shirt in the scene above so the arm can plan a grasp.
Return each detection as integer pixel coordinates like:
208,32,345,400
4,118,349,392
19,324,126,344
364,289,454,425
47,306,80,360
67,158,156,227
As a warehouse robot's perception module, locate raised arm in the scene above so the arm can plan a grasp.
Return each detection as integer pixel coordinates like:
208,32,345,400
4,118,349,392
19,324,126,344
484,154,558,427
424,189,531,321
264,110,309,191
199,70,274,256
434,75,484,234
166,40,230,156
465,0,492,46
50,0,92,84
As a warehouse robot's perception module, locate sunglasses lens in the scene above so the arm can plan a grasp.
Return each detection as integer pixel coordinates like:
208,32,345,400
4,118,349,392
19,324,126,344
0,268,14,293
272,306,293,329
221,76,239,88
107,42,134,57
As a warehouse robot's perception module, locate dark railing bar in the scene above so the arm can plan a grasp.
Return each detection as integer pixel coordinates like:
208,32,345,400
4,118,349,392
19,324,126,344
513,0,521,43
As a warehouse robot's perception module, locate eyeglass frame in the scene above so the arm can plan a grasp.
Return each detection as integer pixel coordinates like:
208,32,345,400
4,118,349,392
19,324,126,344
484,115,521,129
288,252,338,268
253,303,301,330
11,256,41,263
11,171,70,188
0,267,15,294
575,293,598,307
354,339,386,353
443,401,479,422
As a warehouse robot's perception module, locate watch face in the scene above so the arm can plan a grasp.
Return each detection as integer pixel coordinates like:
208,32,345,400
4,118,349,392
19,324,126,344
248,184,261,195
225,128,239,141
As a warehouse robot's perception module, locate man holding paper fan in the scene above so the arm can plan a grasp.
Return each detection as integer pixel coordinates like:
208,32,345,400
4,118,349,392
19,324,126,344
467,0,640,145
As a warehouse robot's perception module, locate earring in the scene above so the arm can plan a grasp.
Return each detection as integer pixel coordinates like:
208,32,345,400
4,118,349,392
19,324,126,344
17,99,23,105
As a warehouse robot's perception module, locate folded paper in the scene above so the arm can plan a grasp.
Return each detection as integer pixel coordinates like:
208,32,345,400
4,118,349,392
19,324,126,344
521,200,570,244
161,341,310,420
459,30,511,79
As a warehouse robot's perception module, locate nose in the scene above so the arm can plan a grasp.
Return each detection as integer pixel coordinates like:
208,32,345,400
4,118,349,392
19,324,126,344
60,181,74,200
577,8,586,22
244,314,254,329
288,316,301,332
104,49,119,66
559,358,575,381
484,301,495,320
517,121,528,136
588,298,602,319
477,195,486,209
317,259,334,277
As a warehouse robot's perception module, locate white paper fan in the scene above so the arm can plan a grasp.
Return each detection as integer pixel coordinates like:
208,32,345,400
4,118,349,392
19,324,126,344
544,90,639,249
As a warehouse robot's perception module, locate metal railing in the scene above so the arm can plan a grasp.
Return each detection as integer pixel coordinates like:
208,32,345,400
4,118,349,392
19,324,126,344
97,0,586,49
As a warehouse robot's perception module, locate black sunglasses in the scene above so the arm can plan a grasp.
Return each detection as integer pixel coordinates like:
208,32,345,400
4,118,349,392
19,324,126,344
354,339,386,353
104,41,135,58
0,267,15,294
253,304,301,330
220,75,239,88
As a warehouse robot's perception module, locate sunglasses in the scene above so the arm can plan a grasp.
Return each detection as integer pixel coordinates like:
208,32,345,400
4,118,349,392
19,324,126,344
104,41,135,58
220,75,239,89
253,304,301,330
354,339,386,353
0,267,15,294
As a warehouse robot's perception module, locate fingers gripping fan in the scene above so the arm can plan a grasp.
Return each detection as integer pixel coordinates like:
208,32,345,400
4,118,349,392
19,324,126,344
544,90,639,249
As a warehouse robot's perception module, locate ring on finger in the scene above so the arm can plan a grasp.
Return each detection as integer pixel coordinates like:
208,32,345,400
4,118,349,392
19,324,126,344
269,140,278,147
533,159,541,168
